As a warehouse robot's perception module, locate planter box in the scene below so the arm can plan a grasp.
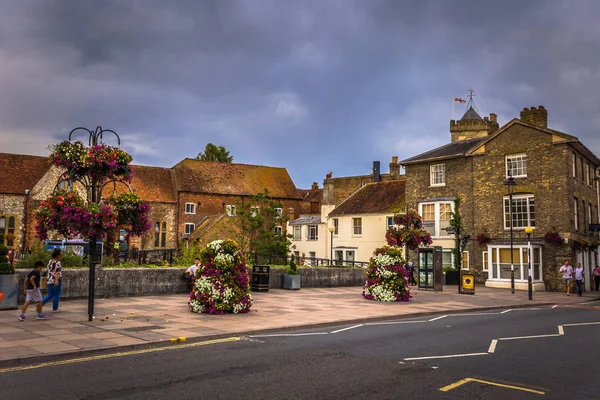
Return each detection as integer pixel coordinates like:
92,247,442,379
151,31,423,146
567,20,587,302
283,274,301,290
0,274,19,310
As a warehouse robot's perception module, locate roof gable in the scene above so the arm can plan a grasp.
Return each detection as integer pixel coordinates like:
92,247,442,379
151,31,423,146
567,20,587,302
328,180,405,216
400,137,487,165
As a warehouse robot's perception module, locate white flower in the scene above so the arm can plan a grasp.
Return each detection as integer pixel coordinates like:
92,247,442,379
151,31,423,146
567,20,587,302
208,240,224,251
371,253,403,268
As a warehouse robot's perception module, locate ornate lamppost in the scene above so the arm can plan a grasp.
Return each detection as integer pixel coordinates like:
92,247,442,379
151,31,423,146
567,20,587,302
36,127,150,321
525,226,534,300
505,174,517,294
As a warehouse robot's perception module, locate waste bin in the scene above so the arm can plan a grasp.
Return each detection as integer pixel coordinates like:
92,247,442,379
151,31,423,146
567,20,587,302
460,274,475,295
251,265,270,292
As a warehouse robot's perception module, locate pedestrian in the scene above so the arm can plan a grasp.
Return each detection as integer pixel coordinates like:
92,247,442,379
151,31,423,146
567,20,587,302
559,260,573,296
113,240,121,264
406,259,416,285
593,265,600,291
574,262,585,297
43,248,63,312
185,257,201,292
18,261,46,321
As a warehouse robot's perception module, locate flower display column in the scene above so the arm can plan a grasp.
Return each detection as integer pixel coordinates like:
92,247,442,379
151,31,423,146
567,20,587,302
363,210,432,302
35,127,151,321
189,239,253,314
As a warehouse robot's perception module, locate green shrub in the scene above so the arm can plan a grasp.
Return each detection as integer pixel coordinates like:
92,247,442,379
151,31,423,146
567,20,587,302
0,244,13,274
18,243,88,269
175,242,202,267
286,257,299,275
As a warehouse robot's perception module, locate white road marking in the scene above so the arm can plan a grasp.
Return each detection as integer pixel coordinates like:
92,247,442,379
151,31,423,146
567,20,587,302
365,320,427,326
500,309,512,314
404,352,489,361
499,333,562,341
451,312,501,316
562,321,600,327
249,332,329,338
558,325,564,335
330,324,363,334
487,339,498,353
428,315,448,322
552,305,558,309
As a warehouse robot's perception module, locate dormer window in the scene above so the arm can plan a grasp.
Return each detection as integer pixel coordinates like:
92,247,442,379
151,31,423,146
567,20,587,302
506,154,527,178
430,164,445,186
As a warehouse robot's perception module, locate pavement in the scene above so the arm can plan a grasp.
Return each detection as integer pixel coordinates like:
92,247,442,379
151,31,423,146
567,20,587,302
1,284,599,367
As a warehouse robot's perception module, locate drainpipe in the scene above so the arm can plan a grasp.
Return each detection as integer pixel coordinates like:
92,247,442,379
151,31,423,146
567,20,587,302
21,189,30,256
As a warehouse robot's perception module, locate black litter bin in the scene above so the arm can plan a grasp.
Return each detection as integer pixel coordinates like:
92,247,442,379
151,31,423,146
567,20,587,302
251,265,270,292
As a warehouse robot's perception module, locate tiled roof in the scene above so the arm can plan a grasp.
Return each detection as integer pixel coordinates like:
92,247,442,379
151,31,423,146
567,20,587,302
289,215,322,225
172,158,301,199
0,153,50,194
329,180,405,216
100,165,176,203
303,188,322,203
400,137,487,164
461,106,482,121
187,214,227,241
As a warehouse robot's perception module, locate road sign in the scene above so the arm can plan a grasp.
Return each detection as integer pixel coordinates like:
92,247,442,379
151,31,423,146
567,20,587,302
445,227,457,234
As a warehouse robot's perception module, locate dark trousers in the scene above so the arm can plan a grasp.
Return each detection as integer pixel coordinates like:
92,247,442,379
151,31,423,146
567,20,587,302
595,276,600,291
576,279,583,296
409,268,417,285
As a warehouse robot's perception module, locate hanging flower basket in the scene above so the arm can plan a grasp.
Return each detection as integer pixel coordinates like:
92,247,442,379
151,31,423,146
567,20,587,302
573,238,591,252
543,230,562,246
476,232,491,247
107,192,151,236
386,210,432,250
35,190,86,240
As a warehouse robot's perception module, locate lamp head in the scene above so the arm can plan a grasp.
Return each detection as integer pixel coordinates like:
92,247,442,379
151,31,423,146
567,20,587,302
328,226,335,233
524,227,534,235
504,175,517,194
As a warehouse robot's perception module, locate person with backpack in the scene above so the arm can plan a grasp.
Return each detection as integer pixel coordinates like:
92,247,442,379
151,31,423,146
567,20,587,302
43,248,63,312
593,265,600,291
18,261,46,321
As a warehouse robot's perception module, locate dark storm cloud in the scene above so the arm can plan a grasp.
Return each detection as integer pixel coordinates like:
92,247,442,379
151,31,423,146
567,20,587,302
0,0,599,188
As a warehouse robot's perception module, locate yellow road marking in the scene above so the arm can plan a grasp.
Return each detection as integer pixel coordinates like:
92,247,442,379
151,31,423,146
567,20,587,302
0,337,241,374
439,377,545,395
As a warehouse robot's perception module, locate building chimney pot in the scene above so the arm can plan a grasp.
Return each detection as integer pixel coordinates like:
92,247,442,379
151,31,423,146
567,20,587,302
311,182,318,190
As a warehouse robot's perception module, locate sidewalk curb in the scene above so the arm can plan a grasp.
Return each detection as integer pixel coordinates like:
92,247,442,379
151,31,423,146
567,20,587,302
0,300,578,369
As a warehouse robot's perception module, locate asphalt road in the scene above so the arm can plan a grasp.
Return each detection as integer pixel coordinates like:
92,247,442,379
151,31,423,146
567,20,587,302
1,302,599,400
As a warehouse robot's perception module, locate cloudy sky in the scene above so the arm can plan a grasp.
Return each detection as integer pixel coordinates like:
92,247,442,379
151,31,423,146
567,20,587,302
1,0,599,188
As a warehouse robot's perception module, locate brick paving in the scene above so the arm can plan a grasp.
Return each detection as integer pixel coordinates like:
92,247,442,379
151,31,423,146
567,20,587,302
1,285,598,366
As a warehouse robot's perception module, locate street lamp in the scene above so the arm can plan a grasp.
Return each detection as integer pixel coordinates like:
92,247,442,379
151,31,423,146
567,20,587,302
525,226,534,301
328,225,335,265
505,174,517,294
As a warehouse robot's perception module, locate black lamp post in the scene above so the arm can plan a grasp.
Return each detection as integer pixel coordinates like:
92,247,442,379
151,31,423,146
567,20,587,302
329,225,335,265
65,126,122,321
525,226,534,300
505,174,517,294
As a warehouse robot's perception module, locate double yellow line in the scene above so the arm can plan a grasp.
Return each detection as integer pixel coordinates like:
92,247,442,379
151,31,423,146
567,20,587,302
0,337,240,374
440,377,545,395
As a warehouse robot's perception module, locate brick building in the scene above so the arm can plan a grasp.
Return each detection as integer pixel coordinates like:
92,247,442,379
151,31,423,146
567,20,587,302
401,103,600,291
0,153,302,254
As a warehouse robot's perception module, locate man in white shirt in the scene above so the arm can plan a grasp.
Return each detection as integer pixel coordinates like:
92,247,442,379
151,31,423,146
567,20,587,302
186,258,201,279
559,260,573,296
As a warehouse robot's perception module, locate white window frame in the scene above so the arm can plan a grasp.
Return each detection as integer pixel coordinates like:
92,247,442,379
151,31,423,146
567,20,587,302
307,225,318,241
419,201,454,238
505,153,528,179
503,195,535,230
572,152,577,178
185,202,196,214
333,218,339,235
184,223,195,235
386,216,394,231
586,163,591,185
482,251,489,272
293,225,301,240
226,205,236,216
250,206,259,218
274,226,282,236
429,164,446,187
275,207,283,217
486,245,543,282
461,251,469,270
352,217,362,236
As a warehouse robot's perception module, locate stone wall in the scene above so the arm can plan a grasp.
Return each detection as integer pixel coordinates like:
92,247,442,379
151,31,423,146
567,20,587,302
13,267,366,303
0,194,25,251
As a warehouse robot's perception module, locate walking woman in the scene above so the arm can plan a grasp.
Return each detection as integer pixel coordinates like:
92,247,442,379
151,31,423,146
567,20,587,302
593,264,600,291
574,262,584,297
43,248,63,312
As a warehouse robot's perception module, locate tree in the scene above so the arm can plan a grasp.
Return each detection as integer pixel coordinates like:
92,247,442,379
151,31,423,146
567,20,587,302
226,190,292,258
196,143,233,163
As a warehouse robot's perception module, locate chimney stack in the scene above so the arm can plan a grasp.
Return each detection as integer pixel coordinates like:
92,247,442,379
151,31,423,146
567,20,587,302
372,161,381,183
389,156,400,178
520,106,547,128
311,182,318,190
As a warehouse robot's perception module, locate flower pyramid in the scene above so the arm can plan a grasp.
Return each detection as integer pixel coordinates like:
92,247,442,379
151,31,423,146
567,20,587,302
363,210,432,302
189,239,253,314
363,246,410,302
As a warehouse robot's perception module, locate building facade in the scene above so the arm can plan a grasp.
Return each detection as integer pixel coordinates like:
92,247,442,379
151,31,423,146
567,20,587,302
401,104,600,291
